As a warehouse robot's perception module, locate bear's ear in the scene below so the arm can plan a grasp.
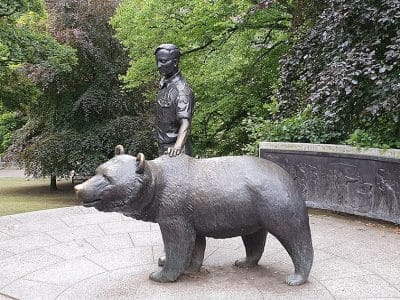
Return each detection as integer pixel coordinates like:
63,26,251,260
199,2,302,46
115,145,125,155
136,153,145,174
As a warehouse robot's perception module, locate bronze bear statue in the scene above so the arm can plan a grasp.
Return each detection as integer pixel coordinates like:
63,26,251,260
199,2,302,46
75,147,313,285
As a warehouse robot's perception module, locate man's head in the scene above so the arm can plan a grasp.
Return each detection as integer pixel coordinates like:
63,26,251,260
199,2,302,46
155,44,180,78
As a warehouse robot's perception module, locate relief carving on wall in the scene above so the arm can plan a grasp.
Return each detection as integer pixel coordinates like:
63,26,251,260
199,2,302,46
287,159,399,220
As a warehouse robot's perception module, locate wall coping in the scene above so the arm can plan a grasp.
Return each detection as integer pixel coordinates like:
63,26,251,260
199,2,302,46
259,142,400,160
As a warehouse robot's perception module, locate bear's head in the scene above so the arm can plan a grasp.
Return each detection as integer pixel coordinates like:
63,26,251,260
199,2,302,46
74,145,153,217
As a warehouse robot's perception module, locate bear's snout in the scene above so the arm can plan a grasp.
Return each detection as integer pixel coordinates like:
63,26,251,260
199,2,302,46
74,183,83,193
74,182,98,205
74,183,90,202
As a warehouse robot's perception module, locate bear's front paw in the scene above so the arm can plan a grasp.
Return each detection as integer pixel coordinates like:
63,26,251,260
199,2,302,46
149,271,178,283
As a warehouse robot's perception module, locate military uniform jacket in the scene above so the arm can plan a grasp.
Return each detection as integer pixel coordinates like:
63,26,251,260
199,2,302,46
156,72,195,145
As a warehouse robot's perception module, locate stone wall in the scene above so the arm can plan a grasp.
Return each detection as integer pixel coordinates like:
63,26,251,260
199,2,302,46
259,142,400,224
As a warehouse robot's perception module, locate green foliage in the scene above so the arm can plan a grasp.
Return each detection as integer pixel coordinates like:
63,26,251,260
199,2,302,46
0,112,24,155
345,115,400,149
0,0,76,77
0,0,77,159
278,0,400,148
9,0,157,180
242,106,342,155
0,70,40,112
0,0,43,17
112,0,291,155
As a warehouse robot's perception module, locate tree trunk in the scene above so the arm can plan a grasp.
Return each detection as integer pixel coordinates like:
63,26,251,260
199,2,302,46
50,175,58,191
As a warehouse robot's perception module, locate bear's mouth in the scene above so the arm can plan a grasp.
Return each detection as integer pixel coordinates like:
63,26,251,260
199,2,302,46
82,199,101,207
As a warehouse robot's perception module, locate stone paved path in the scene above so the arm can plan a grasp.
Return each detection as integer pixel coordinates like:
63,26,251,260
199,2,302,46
0,207,399,299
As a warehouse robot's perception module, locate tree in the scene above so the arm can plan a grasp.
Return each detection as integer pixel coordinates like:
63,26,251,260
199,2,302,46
277,0,400,148
10,0,156,190
0,0,77,159
112,0,291,155
0,0,76,107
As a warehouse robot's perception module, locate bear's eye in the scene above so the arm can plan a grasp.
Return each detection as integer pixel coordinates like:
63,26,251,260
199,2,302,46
103,174,112,183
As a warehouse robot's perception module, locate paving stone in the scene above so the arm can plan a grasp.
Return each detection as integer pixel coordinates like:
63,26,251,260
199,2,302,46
0,224,30,238
151,244,224,266
258,247,293,267
255,272,333,297
0,216,21,227
150,223,160,231
46,224,105,242
0,207,399,299
323,238,400,264
203,247,244,267
265,234,288,252
311,227,355,250
24,257,106,286
309,214,348,230
0,279,65,300
262,288,335,299
0,250,13,261
0,275,14,290
0,250,63,279
335,298,400,300
120,214,132,221
361,257,400,287
320,275,400,298
135,266,265,300
312,249,336,263
10,207,82,223
135,284,264,300
56,266,155,300
0,293,14,300
85,233,134,252
0,227,28,239
0,219,70,237
0,233,59,254
0,232,11,242
130,231,163,247
61,212,122,227
44,240,98,259
205,236,243,250
311,257,373,281
86,247,154,270
203,245,219,260
79,206,100,214
99,220,151,235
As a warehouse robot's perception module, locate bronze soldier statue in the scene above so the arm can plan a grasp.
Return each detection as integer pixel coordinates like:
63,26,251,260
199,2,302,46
155,44,195,157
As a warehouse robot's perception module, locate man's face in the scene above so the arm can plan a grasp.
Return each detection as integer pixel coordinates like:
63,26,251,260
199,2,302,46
156,49,178,78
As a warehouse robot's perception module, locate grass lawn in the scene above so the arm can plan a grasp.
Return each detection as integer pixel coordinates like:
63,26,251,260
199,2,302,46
0,178,79,216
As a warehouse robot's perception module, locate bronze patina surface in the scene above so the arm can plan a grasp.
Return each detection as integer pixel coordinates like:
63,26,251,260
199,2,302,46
75,146,313,285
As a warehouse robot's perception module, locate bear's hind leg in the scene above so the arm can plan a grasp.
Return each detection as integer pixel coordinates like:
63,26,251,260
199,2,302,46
235,229,267,268
186,235,206,273
271,224,313,286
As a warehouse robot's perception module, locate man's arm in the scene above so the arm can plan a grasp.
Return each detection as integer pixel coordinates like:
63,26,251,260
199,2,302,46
167,119,190,157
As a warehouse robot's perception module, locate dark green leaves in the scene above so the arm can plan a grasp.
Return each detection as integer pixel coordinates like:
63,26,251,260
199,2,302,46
277,0,400,147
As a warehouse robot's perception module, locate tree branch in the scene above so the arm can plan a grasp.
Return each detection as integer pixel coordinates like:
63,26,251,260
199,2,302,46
254,40,286,64
181,1,281,57
233,0,277,24
252,28,273,46
181,39,215,56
